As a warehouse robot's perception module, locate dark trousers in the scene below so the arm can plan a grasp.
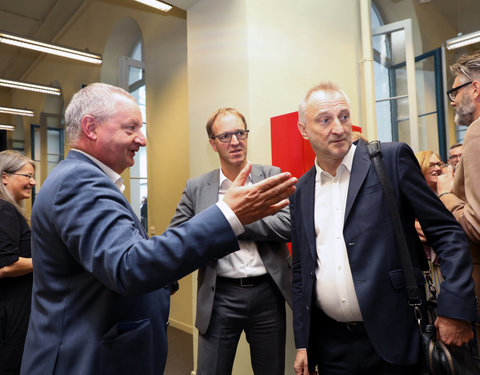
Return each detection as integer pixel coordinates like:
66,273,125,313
309,308,419,375
197,275,286,375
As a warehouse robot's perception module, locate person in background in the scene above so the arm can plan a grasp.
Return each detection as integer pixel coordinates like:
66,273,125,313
0,150,36,375
447,142,463,171
414,150,445,299
438,50,480,356
169,108,292,375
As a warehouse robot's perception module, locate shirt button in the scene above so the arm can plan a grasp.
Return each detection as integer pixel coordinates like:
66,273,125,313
341,298,346,302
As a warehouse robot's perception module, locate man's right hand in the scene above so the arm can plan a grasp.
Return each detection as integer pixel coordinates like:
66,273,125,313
223,162,297,225
294,349,316,375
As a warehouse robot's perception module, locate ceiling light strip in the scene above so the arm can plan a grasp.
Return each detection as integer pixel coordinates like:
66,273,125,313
446,31,480,50
0,106,34,117
0,31,102,64
0,124,16,131
0,78,61,95
133,0,172,12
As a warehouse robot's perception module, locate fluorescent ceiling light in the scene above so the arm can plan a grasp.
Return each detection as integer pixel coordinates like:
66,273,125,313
0,31,102,64
134,0,172,12
446,31,480,50
0,124,15,131
0,106,34,117
0,78,61,95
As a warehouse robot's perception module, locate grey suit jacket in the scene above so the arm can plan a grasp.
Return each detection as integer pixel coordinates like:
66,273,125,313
169,164,292,334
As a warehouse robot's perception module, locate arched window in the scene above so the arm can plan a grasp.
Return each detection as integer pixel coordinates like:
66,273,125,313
119,38,148,232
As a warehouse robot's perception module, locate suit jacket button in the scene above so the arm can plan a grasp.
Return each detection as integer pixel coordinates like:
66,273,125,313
306,306,310,311
310,272,314,278
211,287,215,292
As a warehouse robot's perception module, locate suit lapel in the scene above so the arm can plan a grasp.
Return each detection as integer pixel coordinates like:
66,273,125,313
344,143,371,223
300,167,317,263
250,164,265,184
202,170,220,210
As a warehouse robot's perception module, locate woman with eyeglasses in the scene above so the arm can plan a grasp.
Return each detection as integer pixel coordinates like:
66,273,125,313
414,150,445,300
0,150,36,375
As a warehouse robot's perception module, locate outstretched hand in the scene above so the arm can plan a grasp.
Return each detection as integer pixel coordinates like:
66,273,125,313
223,162,297,225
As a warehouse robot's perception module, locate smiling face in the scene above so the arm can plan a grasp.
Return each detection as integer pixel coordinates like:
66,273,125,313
2,162,36,203
92,94,146,174
424,153,442,192
209,112,248,173
297,89,352,174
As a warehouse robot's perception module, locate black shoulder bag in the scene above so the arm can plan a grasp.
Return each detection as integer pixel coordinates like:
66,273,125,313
366,140,480,375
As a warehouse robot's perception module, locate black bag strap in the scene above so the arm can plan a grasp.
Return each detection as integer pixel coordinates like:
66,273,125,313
366,141,422,308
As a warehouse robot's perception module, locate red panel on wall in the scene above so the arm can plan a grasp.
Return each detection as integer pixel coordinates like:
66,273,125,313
270,111,361,177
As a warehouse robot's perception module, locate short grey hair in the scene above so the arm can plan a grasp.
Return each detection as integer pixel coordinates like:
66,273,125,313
298,82,350,123
0,150,35,212
450,51,480,82
65,83,137,146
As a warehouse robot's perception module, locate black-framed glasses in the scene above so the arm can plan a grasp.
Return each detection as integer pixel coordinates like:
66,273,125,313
211,130,249,143
446,81,473,101
7,172,35,180
428,162,444,170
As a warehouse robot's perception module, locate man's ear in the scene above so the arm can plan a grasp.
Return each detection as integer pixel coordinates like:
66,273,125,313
81,115,97,140
297,122,308,140
209,138,218,152
472,81,480,101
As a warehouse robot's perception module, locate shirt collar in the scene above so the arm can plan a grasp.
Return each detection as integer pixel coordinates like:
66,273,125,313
218,164,252,189
72,149,125,192
315,143,356,184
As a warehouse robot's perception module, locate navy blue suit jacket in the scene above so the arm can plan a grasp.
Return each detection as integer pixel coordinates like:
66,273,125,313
291,141,477,366
21,151,239,375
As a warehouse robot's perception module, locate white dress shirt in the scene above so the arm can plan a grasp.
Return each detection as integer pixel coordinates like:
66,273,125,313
216,168,267,278
314,144,363,322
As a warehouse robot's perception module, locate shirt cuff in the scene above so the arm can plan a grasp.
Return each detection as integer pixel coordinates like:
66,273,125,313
216,200,245,236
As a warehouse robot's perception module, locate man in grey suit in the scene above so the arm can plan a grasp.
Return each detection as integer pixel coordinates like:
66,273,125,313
170,108,292,375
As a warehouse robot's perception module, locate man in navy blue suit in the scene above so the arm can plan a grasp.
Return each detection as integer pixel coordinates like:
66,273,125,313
20,83,296,375
291,82,477,375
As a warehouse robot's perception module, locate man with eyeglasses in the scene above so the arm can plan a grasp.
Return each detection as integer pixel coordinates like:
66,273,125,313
447,142,463,170
438,51,480,355
169,107,292,375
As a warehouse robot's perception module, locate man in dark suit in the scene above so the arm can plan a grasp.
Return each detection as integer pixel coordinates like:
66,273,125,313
20,84,296,375
291,82,477,374
169,108,292,375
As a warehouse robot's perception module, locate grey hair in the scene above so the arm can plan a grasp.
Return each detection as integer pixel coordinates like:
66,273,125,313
0,150,35,212
65,83,137,146
298,82,350,123
450,51,480,82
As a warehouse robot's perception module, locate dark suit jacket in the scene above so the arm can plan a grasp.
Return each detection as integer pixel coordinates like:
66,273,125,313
169,164,292,334
291,141,477,366
21,151,239,375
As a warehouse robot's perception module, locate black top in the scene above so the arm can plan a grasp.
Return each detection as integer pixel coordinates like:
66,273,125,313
0,198,33,372
0,198,32,300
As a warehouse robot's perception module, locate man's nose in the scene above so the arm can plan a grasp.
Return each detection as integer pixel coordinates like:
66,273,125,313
230,134,240,145
331,118,344,134
135,130,147,146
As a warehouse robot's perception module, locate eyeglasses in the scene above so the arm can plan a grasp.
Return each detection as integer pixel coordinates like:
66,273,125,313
448,155,461,161
8,172,35,180
446,81,473,101
211,130,249,143
428,162,444,170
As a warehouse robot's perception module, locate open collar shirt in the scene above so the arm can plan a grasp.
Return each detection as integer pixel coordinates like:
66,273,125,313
313,144,363,322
